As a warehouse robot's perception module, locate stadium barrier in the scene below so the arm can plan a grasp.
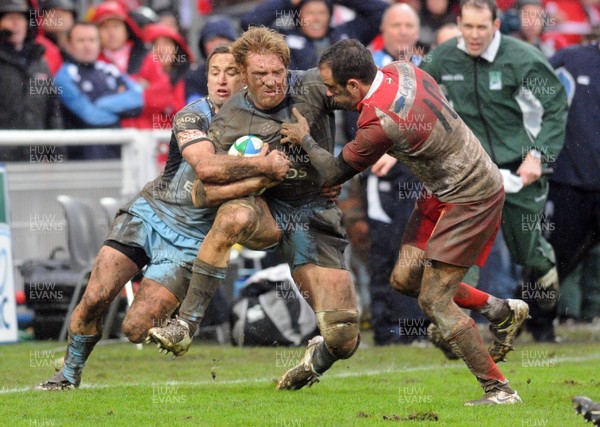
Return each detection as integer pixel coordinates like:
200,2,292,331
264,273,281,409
0,129,171,293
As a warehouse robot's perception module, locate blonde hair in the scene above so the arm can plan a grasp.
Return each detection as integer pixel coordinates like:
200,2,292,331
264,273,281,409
230,26,290,69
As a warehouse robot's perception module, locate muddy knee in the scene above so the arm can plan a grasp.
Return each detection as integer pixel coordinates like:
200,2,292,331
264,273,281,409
390,268,421,297
417,290,438,320
122,313,152,343
317,310,360,359
212,202,260,246
70,287,115,329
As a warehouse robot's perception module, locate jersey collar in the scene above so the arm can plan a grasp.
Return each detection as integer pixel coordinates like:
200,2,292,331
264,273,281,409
359,70,384,109
457,30,501,62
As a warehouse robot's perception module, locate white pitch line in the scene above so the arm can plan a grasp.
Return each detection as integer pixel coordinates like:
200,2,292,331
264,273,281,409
3,352,600,395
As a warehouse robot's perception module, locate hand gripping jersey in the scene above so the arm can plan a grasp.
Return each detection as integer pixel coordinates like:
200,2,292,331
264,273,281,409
343,62,503,204
206,69,338,206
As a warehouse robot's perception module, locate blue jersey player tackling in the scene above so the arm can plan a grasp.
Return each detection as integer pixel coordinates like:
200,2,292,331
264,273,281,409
34,46,290,391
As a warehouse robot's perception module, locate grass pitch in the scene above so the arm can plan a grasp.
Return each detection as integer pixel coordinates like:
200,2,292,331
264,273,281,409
1,328,599,426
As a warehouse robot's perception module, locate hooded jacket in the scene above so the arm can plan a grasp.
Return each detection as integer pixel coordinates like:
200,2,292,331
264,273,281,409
0,0,62,131
122,24,192,129
91,1,147,75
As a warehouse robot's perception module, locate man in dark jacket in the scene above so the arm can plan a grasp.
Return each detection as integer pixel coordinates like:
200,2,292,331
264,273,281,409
0,0,63,161
56,22,142,130
548,41,600,322
241,0,388,70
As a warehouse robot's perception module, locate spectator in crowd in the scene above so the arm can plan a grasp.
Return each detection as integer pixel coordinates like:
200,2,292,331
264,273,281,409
92,2,175,130
420,0,457,48
547,40,600,323
185,15,237,103
91,1,147,75
157,10,180,33
501,0,568,57
363,2,429,345
241,0,388,70
143,23,193,123
374,3,426,65
39,0,75,57
34,0,75,74
129,5,159,29
390,0,422,14
434,22,461,45
0,0,63,159
422,0,568,342
54,22,142,132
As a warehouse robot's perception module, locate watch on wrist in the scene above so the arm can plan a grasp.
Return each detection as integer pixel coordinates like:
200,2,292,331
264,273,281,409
529,149,542,160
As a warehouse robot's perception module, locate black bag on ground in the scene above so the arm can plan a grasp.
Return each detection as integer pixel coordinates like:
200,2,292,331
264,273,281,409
20,249,85,339
230,264,318,347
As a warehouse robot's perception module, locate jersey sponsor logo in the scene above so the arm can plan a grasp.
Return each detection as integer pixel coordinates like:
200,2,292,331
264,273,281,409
176,130,206,147
183,180,194,194
176,114,199,125
285,167,308,179
489,71,502,90
441,74,464,81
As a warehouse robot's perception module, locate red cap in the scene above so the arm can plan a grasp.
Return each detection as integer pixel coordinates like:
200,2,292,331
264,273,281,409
144,23,194,62
91,1,143,41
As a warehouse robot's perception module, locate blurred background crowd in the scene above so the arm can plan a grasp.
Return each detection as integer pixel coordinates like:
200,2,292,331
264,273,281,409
1,0,599,345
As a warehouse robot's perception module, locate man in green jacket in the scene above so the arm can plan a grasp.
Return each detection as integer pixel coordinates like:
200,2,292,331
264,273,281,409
422,0,568,342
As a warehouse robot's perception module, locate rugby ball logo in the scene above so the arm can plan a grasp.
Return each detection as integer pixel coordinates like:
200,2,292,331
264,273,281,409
228,135,264,157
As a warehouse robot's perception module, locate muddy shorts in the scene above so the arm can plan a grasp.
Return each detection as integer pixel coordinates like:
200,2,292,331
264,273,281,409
265,197,349,271
402,189,505,268
105,196,207,301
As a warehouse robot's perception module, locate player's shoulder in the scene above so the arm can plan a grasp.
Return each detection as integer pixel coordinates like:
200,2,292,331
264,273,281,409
289,69,326,98
380,60,420,82
176,97,213,120
173,97,214,133
499,34,546,63
289,68,320,85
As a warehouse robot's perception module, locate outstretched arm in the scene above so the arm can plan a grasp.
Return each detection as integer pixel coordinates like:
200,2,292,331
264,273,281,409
280,108,365,185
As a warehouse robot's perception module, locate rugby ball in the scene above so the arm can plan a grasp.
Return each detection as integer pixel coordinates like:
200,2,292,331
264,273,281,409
228,135,264,157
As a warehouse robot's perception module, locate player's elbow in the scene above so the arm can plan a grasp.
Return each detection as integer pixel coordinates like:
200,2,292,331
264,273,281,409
192,179,221,208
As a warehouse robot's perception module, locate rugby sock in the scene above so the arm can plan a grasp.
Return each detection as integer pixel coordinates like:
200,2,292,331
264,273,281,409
444,317,505,384
179,258,227,336
312,342,338,375
453,283,489,309
62,332,101,386
454,283,510,323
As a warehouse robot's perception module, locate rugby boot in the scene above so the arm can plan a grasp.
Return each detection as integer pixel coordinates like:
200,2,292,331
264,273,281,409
573,396,594,414
275,336,323,390
464,380,522,406
33,371,77,391
146,317,193,356
488,299,530,362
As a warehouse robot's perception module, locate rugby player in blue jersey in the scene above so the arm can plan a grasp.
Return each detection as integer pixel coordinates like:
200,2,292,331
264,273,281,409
34,45,290,391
